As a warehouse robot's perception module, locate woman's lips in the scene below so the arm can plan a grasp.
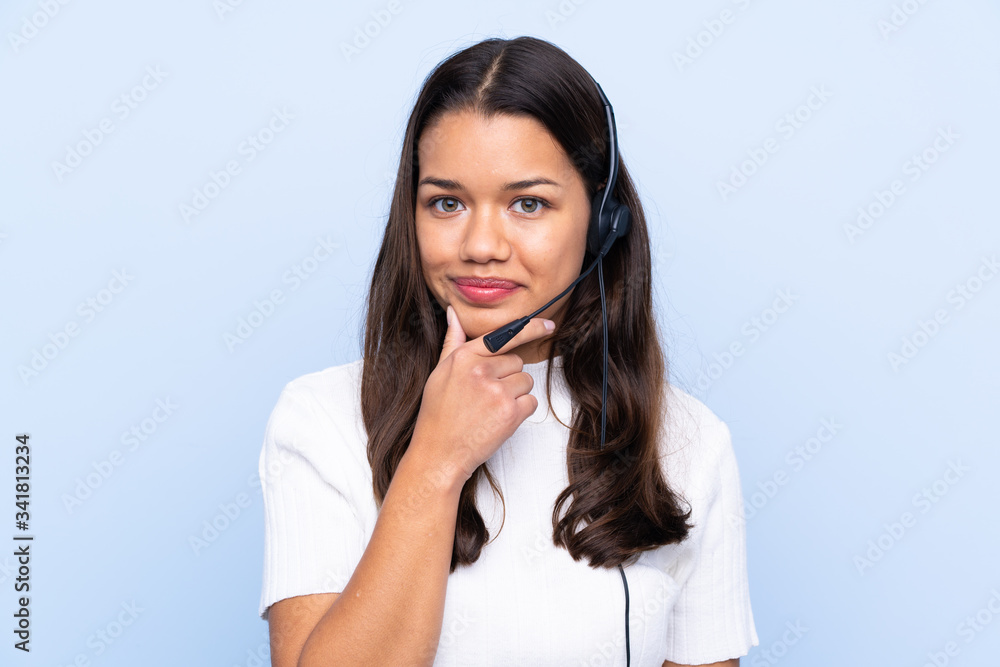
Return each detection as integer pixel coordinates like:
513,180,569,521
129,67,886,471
452,277,521,304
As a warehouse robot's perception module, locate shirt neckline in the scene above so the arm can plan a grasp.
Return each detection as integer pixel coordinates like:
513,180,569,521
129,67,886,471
521,354,563,370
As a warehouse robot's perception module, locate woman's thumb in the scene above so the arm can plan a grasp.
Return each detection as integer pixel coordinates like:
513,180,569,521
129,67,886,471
440,304,467,362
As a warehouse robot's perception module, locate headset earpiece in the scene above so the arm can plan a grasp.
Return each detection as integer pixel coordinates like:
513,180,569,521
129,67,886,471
587,190,631,257
611,197,631,240
586,79,631,258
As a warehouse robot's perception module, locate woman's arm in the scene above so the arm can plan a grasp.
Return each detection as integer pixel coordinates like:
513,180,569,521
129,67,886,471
664,659,739,667
268,312,553,666
270,442,465,667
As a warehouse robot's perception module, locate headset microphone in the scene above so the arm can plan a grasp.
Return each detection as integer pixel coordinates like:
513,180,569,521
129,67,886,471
479,73,634,667
480,230,618,354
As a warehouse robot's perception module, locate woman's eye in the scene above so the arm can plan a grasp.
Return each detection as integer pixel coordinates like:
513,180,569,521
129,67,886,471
431,197,463,214
513,198,545,214
428,197,545,215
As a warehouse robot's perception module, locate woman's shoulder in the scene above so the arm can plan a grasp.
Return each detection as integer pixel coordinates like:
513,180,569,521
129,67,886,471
265,359,365,444
262,359,369,476
279,358,364,408
662,382,730,448
658,381,737,498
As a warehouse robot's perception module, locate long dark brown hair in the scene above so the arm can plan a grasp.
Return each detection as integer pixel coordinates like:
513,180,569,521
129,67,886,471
361,36,692,571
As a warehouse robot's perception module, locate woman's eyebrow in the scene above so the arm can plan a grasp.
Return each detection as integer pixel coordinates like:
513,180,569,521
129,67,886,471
417,176,562,191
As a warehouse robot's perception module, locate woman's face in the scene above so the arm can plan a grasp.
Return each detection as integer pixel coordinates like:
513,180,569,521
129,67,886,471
415,109,591,363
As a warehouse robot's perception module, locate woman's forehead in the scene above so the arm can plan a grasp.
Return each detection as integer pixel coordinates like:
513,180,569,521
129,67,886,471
417,110,580,188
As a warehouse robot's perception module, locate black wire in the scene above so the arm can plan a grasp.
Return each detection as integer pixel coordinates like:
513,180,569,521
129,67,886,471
598,255,607,450
618,563,630,667
599,254,629,666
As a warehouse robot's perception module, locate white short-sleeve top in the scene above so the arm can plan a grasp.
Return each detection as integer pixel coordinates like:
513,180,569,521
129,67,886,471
258,355,759,666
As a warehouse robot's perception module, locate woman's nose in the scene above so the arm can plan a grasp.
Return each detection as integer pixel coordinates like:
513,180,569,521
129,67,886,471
459,207,511,263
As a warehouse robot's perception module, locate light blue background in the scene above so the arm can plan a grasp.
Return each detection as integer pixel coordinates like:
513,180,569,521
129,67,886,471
2,0,998,665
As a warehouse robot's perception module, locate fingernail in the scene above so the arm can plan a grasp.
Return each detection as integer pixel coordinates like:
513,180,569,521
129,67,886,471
543,319,555,331
446,305,454,327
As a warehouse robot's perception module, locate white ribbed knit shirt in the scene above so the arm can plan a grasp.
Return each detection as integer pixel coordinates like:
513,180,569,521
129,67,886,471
258,355,759,666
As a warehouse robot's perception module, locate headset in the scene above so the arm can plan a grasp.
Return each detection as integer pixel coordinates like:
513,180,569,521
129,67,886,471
481,73,633,667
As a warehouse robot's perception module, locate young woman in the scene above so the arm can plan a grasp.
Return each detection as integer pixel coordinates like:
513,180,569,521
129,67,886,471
258,36,759,666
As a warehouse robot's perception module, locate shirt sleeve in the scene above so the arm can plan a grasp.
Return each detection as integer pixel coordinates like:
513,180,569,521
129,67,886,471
258,383,368,621
663,420,760,664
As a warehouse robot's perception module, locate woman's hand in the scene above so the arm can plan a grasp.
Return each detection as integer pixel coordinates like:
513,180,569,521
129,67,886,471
409,304,556,486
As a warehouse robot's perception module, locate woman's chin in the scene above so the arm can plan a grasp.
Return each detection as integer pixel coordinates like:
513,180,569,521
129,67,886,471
453,313,509,341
